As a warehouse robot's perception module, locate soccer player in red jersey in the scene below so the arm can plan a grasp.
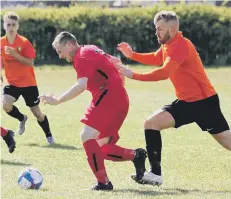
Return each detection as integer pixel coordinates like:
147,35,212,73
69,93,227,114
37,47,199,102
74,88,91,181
116,10,231,186
1,126,16,153
1,75,16,153
39,31,147,191
1,12,54,144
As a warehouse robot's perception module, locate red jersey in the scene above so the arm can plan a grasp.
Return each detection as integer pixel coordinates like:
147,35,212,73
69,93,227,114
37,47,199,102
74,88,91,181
73,45,124,99
73,45,129,142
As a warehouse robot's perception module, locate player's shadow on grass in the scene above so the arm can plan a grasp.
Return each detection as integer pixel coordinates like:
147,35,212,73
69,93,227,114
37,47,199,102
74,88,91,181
114,188,231,196
1,159,31,166
113,189,178,196
163,188,231,195
42,143,82,150
26,143,82,151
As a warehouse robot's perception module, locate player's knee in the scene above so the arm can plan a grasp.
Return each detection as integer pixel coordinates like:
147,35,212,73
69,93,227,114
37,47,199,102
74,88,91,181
225,145,231,151
2,101,13,112
222,141,231,151
144,119,160,130
80,132,85,143
220,143,231,151
214,130,231,151
31,108,44,121
34,112,43,121
80,126,99,143
80,131,98,143
80,131,91,143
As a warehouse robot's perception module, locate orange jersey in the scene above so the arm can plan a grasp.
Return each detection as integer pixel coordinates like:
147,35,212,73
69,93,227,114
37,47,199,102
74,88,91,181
1,34,36,87
131,32,216,102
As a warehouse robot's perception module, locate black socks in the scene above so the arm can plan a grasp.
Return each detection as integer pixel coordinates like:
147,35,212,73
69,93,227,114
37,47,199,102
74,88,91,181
145,129,162,175
7,105,24,121
38,116,52,137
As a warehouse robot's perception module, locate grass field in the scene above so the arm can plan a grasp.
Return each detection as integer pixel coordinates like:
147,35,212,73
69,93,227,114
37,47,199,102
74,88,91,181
1,66,231,199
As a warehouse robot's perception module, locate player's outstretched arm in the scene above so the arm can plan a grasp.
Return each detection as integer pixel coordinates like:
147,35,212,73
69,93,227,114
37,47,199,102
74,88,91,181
117,42,163,66
116,63,133,79
116,57,180,82
40,77,87,105
118,42,189,81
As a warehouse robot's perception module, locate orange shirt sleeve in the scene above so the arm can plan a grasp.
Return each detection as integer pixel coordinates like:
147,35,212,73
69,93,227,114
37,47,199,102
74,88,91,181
132,41,189,81
131,47,163,66
21,40,36,59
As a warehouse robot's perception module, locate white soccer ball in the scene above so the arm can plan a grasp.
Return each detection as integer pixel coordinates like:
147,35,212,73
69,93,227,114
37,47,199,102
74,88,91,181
17,167,43,189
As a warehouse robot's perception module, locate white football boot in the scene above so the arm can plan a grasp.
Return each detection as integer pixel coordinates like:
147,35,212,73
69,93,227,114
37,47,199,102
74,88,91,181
141,171,163,186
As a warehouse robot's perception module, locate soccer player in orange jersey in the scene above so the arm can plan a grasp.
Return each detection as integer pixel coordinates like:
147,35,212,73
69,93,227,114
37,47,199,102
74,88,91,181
39,31,147,191
116,10,231,186
1,12,55,144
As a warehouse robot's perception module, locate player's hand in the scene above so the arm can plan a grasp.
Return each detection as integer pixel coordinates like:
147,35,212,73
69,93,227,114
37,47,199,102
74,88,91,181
109,55,122,66
108,56,126,85
4,46,18,57
117,42,133,59
115,63,133,79
39,94,59,106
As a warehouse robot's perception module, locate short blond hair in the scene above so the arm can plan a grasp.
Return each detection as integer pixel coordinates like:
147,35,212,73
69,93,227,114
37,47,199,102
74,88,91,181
3,12,20,22
154,10,179,25
52,31,77,48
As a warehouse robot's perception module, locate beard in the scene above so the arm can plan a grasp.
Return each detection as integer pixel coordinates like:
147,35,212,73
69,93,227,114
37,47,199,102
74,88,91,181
157,31,171,44
66,56,73,62
66,58,72,62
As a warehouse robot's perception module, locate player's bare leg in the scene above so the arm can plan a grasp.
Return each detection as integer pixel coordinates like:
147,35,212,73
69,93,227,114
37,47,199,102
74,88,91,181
132,109,175,186
2,94,27,135
212,130,231,150
30,105,55,144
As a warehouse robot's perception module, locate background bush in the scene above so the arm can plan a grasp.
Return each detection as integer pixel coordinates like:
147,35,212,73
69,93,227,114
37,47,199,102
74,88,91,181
1,5,231,66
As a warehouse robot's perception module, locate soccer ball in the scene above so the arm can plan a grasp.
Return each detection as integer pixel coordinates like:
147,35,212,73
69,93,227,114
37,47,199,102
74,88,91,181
17,167,43,189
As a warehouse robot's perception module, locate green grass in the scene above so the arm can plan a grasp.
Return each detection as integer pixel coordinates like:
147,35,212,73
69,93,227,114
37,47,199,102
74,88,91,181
1,66,231,199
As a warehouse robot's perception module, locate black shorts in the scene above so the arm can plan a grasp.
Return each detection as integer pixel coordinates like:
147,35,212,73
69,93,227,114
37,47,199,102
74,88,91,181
162,94,229,134
3,85,40,107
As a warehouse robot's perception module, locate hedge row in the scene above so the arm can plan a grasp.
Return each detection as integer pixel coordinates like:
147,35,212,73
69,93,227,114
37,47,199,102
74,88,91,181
1,5,231,65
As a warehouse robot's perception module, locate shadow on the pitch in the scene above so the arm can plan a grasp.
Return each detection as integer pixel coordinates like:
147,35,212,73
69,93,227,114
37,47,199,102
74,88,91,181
26,143,82,151
113,189,178,196
1,159,31,166
164,188,231,195
113,188,231,196
42,143,82,150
